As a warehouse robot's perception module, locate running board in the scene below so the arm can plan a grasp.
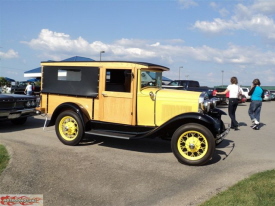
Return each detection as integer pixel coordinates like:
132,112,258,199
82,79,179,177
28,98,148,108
85,130,139,140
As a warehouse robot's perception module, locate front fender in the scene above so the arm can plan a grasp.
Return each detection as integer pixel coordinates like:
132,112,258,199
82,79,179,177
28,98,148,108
142,112,220,139
211,108,227,116
47,102,90,129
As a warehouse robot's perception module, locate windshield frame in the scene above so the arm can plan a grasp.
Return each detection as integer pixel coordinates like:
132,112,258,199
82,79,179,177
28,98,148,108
140,70,163,90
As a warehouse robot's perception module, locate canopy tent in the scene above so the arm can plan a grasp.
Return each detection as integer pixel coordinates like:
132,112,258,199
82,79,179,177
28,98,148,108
4,77,15,82
27,78,40,82
24,67,41,78
61,56,95,62
24,56,95,78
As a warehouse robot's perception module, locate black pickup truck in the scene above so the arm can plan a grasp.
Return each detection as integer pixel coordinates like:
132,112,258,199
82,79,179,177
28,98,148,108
163,80,214,99
0,93,39,125
11,81,41,95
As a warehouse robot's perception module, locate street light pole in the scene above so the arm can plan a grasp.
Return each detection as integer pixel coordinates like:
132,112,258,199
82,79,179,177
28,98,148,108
221,70,224,87
100,51,105,61
179,66,183,80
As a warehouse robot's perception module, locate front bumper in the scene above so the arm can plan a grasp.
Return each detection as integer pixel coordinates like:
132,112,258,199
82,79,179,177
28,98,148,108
216,124,230,144
0,108,38,120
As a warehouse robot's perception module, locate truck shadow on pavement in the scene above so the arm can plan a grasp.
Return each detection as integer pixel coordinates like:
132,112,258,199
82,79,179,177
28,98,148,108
207,139,235,165
81,134,238,164
80,135,172,154
0,116,243,165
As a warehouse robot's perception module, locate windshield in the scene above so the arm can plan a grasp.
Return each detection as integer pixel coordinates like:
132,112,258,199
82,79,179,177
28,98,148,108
141,71,162,89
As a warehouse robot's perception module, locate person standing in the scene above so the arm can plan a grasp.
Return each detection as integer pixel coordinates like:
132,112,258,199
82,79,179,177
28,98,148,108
25,82,33,95
248,79,264,130
216,77,242,131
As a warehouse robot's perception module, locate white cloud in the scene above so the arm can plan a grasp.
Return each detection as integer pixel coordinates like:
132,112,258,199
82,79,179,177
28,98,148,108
20,29,275,85
22,29,90,52
251,0,275,15
22,29,275,68
178,0,198,9
194,18,238,33
193,1,275,41
219,8,230,17
150,42,160,47
209,2,218,9
0,49,19,59
22,29,159,60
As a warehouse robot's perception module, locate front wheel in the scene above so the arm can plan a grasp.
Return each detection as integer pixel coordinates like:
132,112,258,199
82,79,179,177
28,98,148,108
171,123,215,166
55,110,84,146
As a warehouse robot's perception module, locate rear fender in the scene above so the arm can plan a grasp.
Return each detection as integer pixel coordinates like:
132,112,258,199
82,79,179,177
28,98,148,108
47,102,90,130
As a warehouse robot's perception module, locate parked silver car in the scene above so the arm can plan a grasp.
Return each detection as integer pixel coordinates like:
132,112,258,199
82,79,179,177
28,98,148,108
241,87,250,101
263,89,272,101
270,90,275,100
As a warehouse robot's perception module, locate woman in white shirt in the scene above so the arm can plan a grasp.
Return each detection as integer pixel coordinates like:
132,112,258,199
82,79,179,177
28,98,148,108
216,77,242,131
25,82,33,95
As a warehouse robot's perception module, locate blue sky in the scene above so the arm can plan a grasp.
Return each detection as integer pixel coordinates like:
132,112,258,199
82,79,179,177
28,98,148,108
1,0,275,86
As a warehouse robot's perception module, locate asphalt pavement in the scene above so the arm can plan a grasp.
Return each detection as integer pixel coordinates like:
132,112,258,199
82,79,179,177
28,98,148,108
0,101,275,206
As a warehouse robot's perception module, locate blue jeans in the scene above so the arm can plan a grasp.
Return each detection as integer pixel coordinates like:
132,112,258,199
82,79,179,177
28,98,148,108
228,98,239,128
248,101,262,122
26,91,33,95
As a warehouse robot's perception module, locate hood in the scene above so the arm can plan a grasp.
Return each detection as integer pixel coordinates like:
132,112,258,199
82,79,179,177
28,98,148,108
0,94,36,102
155,89,202,125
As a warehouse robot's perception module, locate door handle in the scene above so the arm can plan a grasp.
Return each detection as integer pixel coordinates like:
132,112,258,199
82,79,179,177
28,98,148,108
102,93,108,97
149,91,155,101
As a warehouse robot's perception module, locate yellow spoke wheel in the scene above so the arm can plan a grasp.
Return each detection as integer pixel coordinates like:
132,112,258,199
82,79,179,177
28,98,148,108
171,123,215,166
177,131,208,161
59,116,79,141
55,110,84,146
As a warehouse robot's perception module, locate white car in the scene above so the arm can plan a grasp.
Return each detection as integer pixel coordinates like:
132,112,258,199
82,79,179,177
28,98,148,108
270,90,275,101
263,89,272,101
241,87,251,100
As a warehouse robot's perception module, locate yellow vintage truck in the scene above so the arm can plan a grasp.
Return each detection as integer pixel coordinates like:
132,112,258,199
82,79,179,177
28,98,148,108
39,60,230,166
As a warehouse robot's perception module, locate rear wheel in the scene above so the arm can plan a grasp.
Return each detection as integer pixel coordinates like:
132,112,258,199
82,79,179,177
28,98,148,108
171,123,215,166
55,110,84,146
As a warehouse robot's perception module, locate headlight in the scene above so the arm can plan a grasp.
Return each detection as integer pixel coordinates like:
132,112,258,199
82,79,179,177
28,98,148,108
25,101,31,107
31,100,36,107
210,98,218,109
199,93,217,113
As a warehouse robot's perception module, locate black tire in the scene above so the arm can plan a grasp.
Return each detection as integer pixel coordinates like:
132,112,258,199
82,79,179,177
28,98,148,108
55,110,84,146
171,123,215,166
11,117,27,125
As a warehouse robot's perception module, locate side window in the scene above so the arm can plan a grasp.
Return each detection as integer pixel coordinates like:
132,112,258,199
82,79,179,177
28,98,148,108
58,69,81,81
181,82,187,87
105,69,131,92
189,81,199,87
169,81,178,86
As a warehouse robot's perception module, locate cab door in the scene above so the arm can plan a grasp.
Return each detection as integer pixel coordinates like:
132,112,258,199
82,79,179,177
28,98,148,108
99,68,134,125
137,70,163,127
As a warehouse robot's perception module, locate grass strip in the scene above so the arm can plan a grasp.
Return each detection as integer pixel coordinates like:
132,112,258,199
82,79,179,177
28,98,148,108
0,144,10,174
201,169,275,206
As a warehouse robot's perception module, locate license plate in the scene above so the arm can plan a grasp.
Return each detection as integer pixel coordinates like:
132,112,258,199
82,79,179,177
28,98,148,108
8,113,21,119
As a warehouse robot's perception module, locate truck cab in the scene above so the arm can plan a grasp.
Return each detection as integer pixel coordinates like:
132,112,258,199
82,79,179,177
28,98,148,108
39,61,230,166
